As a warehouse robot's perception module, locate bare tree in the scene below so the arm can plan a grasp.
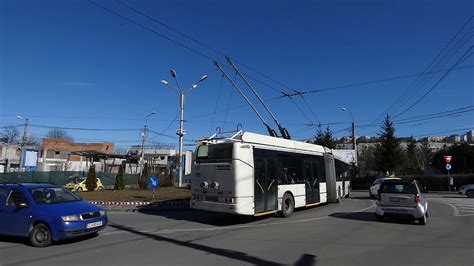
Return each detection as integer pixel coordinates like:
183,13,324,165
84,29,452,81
62,159,73,171
1,125,20,144
24,133,41,149
46,129,74,142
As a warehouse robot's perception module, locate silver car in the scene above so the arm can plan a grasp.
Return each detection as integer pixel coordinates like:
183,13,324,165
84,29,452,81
458,184,474,198
375,179,428,225
369,177,401,198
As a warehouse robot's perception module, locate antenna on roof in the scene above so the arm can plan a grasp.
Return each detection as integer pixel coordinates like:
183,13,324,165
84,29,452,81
225,56,291,140
214,61,278,138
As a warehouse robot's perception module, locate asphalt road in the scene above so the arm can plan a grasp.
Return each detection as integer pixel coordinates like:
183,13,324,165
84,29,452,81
1,191,473,266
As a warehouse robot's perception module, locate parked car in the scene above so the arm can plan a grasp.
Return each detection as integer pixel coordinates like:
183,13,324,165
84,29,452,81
64,177,104,192
375,179,428,225
369,177,401,198
458,184,474,198
0,183,108,247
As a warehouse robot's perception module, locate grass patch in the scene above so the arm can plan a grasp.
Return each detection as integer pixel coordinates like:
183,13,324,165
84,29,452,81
76,187,191,202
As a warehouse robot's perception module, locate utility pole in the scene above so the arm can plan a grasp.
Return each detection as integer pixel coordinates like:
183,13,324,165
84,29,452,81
161,70,207,187
141,111,156,167
177,91,185,188
17,117,29,172
342,108,357,166
352,121,357,166
140,125,147,164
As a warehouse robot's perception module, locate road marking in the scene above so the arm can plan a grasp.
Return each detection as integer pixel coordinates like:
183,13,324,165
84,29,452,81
430,198,474,217
101,201,376,236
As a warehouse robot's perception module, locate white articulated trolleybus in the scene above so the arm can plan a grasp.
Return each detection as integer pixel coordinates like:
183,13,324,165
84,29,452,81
190,131,352,217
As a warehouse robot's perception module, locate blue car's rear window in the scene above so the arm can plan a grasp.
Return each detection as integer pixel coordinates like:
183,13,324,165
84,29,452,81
29,187,81,204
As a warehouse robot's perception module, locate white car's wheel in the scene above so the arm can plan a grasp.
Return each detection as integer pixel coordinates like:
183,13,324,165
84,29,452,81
467,190,474,198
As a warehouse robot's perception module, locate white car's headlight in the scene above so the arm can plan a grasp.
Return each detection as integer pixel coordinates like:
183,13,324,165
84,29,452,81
62,215,80,222
100,210,106,216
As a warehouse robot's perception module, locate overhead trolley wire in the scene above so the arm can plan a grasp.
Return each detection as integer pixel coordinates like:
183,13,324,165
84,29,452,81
393,46,474,118
368,16,474,124
388,28,473,118
392,29,473,117
115,0,292,94
90,0,286,95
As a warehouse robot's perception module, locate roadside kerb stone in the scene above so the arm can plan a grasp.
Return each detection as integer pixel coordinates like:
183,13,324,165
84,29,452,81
93,199,191,213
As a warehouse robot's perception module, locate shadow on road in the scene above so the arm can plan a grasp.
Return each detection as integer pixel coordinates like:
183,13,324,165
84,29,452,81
295,253,318,266
110,223,284,265
329,212,418,225
0,235,28,247
139,207,270,226
0,232,98,247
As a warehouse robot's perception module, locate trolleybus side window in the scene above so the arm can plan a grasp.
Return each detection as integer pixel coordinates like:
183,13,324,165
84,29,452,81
312,157,326,183
277,157,304,185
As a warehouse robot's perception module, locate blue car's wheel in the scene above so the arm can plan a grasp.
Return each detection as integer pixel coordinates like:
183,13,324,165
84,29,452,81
30,223,52,247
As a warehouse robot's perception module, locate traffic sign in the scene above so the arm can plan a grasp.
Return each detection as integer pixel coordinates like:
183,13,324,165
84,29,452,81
445,164,452,171
148,175,160,189
443,155,452,164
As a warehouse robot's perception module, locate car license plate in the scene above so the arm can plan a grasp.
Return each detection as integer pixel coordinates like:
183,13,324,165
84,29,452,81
86,221,103,229
384,207,408,213
390,197,400,202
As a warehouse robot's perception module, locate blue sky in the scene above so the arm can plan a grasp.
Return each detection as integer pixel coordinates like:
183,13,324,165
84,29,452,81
1,0,473,150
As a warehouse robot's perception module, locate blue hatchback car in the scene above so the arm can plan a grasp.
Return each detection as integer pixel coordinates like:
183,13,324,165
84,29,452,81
0,183,108,247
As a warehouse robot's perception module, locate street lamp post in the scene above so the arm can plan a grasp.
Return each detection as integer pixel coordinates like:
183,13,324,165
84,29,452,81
341,108,357,166
141,111,157,165
161,70,208,187
16,115,29,172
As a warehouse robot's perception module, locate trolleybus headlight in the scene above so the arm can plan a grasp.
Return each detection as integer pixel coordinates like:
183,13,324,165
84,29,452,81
211,181,220,190
200,181,209,189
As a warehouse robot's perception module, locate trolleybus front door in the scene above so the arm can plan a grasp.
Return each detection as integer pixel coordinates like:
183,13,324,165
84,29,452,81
254,158,278,213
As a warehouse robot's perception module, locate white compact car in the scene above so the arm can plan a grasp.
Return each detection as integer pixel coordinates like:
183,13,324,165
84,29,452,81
458,184,474,198
375,179,429,225
369,177,401,198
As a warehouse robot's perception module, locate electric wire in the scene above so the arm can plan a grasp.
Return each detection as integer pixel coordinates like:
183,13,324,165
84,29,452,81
394,46,474,118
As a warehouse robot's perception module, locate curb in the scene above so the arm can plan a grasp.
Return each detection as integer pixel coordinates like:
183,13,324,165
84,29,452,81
89,201,150,206
94,199,190,213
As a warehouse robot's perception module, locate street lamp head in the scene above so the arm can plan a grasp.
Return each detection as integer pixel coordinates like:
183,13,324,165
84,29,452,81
16,115,24,120
199,75,208,82
161,80,169,86
151,111,157,115
170,69,177,78
341,107,347,112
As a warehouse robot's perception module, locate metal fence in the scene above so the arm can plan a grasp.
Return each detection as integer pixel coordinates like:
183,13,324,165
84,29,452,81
0,171,140,187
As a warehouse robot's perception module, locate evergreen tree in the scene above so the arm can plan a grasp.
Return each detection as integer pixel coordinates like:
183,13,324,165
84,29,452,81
114,164,125,190
405,137,420,175
138,163,149,189
374,115,403,175
312,127,336,149
85,165,98,191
